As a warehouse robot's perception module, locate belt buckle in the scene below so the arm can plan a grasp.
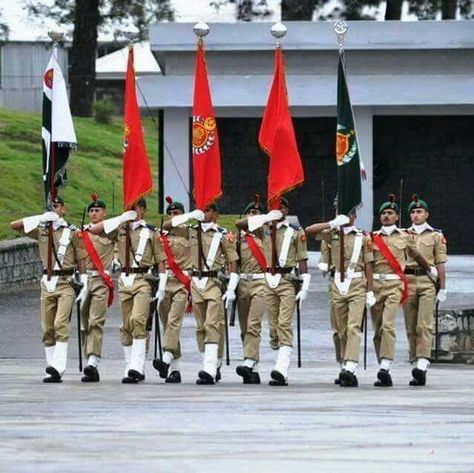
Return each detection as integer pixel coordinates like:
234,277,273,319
379,274,386,281
247,274,254,281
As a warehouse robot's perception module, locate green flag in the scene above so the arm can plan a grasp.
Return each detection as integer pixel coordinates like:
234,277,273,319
336,51,363,215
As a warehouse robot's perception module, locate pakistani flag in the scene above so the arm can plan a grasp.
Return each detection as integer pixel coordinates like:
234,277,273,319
42,48,77,204
335,51,364,216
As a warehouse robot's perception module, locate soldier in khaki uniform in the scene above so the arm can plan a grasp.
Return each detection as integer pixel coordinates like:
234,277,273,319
77,194,115,382
90,198,166,383
371,194,434,388
306,213,375,387
164,202,239,385
404,194,447,386
10,196,83,383
247,197,310,386
152,197,191,384
234,195,269,384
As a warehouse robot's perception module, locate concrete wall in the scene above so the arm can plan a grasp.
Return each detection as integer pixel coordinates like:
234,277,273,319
0,238,42,289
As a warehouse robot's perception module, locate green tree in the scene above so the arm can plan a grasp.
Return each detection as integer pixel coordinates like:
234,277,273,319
26,0,174,117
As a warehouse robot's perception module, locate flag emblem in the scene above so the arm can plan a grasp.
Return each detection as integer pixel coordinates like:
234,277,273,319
44,69,54,89
192,115,216,154
336,127,356,166
123,124,131,149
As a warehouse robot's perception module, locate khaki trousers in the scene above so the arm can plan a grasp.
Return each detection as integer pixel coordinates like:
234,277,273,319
238,279,268,362
159,276,188,359
403,274,436,361
267,278,296,349
41,278,76,345
118,276,152,346
81,276,108,358
371,279,403,361
328,282,342,364
191,280,224,347
332,278,366,363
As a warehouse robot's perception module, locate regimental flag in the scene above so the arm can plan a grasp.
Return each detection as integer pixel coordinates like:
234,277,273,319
192,41,222,210
259,47,304,210
336,51,365,215
122,46,152,210
42,49,77,204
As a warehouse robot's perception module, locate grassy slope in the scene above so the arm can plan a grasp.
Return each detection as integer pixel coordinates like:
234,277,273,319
0,108,237,240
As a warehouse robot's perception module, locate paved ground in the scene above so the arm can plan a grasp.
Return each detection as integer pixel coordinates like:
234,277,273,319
1,255,474,472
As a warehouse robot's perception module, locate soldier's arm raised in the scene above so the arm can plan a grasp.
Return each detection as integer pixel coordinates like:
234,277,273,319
305,214,350,236
235,217,249,231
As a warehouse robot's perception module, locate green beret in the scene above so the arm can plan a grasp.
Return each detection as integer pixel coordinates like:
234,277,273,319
87,193,106,211
244,193,266,214
280,197,289,208
205,202,219,212
166,201,185,214
135,197,147,209
408,194,428,213
379,194,399,214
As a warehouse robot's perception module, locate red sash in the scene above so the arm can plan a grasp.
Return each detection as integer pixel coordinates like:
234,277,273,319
373,233,408,305
80,230,114,307
160,234,191,290
245,233,267,272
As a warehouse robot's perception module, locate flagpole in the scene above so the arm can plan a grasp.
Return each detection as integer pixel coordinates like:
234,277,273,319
193,22,211,279
46,29,64,281
269,22,287,276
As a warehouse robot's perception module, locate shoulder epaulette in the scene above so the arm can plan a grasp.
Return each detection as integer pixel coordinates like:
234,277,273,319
289,223,301,231
146,223,157,231
68,223,77,231
217,226,228,234
433,228,443,233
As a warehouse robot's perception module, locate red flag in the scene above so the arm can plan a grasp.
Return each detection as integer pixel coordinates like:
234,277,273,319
192,41,222,210
122,46,152,210
259,47,304,210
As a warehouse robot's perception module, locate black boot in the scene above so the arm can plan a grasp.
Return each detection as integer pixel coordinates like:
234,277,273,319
196,370,215,385
339,369,358,388
121,376,139,384
152,359,170,379
128,369,145,382
45,366,62,382
165,371,182,384
81,365,100,383
269,370,288,386
249,372,261,384
409,367,426,386
374,369,393,387
43,375,62,383
236,365,253,384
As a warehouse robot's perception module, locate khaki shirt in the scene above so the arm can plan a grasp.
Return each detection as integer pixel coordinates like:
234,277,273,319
78,225,115,271
328,229,373,273
371,229,418,274
160,224,192,271
239,231,266,274
263,222,308,268
26,223,80,270
405,226,447,267
189,225,239,271
107,221,166,268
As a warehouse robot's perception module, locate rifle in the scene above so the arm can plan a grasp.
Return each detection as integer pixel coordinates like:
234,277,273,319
75,207,87,372
435,300,440,362
145,271,162,360
229,217,241,327
291,274,303,368
360,307,368,370
220,273,231,366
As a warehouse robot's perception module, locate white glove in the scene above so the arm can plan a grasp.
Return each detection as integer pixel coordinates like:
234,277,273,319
366,291,376,308
75,274,89,307
248,210,283,232
154,272,168,304
23,212,59,233
222,272,240,309
172,209,205,227
427,265,439,283
295,273,311,304
103,210,137,234
329,214,350,230
317,262,329,274
436,289,447,303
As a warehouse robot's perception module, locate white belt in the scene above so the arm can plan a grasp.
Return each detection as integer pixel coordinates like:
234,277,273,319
87,269,110,277
335,271,363,280
374,273,400,281
240,273,265,281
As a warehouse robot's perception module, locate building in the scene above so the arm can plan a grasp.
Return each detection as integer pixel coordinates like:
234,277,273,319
139,20,474,253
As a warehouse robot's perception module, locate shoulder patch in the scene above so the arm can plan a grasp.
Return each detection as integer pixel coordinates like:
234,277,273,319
226,231,235,244
300,233,306,242
146,223,157,231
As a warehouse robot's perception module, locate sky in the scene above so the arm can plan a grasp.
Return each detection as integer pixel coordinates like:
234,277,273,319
0,0,418,41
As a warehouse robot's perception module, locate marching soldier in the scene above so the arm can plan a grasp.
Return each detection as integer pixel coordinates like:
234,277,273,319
306,212,375,387
370,194,434,387
10,196,83,382
404,194,447,386
247,197,310,386
152,196,192,383
77,193,115,382
234,194,269,384
90,198,166,384
162,202,239,385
